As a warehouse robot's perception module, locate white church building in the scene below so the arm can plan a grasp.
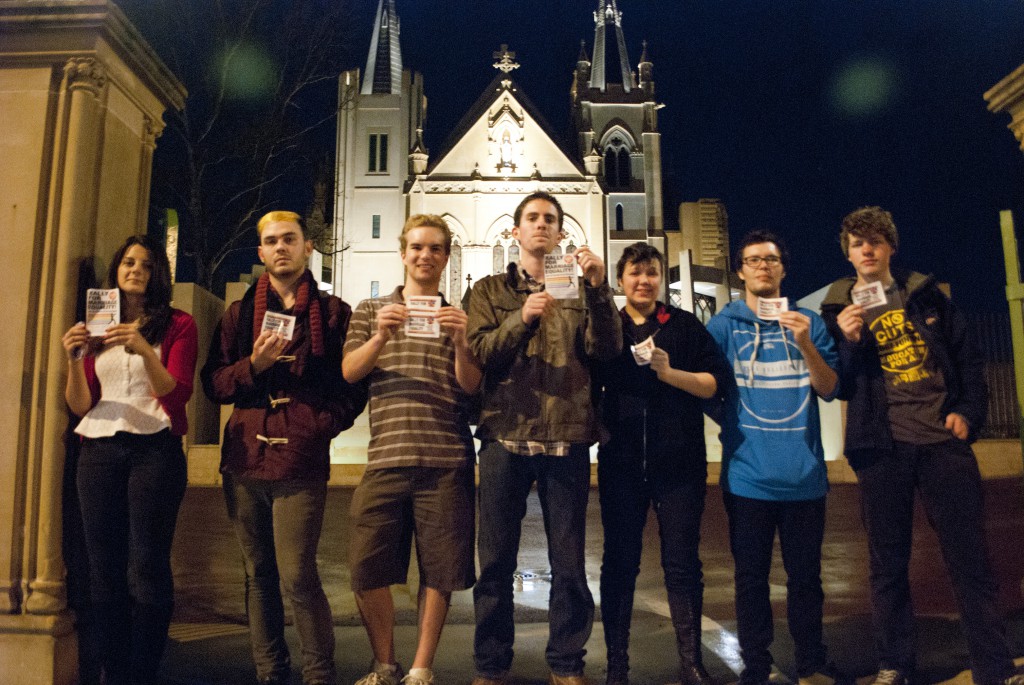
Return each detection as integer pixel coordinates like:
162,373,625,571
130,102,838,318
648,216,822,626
321,0,667,306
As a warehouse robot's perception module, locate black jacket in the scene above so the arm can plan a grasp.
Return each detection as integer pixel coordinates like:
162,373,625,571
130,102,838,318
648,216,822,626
820,270,987,470
595,302,731,483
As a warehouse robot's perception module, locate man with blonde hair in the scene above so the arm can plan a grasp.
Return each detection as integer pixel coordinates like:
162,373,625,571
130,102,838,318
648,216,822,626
203,211,366,685
343,214,481,685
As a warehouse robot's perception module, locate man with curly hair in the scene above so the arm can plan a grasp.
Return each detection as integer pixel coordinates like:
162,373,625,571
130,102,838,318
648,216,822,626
821,206,1023,685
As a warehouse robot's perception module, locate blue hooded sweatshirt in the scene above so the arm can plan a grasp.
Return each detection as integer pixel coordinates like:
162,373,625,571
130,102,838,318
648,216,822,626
706,299,839,501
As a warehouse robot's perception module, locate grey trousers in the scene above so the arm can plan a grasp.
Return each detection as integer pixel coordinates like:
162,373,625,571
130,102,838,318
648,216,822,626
223,473,335,684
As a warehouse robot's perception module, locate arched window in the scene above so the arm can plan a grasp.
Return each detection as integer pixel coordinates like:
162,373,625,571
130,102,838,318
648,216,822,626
604,148,620,189
509,244,520,264
493,241,505,274
615,204,624,231
617,148,631,188
449,241,462,305
603,133,633,190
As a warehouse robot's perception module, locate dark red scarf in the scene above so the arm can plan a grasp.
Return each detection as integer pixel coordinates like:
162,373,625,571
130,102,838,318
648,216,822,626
252,270,324,356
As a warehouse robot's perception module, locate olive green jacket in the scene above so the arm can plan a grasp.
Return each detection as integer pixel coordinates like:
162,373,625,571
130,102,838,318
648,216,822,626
466,263,622,445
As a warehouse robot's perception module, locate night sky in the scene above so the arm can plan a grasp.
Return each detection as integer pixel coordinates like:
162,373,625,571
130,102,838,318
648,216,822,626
369,0,1024,311
124,0,1024,310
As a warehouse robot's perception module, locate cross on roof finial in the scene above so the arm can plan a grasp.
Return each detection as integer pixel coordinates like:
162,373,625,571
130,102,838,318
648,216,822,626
492,44,520,74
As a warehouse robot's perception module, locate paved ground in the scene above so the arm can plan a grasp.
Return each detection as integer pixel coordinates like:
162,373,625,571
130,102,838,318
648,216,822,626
157,480,1024,685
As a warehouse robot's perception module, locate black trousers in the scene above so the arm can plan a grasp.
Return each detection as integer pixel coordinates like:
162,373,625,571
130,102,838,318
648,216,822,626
857,440,1016,685
723,492,828,684
598,461,707,657
77,430,187,685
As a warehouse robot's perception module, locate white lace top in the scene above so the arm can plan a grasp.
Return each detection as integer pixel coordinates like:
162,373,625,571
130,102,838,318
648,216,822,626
75,344,172,438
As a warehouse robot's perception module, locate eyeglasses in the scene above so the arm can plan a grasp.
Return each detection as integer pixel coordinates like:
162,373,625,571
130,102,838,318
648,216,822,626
742,256,782,268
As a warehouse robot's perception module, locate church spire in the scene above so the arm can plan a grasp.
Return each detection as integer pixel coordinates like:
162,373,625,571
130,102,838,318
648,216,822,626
589,0,631,92
362,0,402,95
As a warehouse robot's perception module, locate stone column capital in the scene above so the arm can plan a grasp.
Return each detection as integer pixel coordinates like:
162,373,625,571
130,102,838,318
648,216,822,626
63,57,107,95
985,62,1024,154
1008,117,1024,152
142,115,162,149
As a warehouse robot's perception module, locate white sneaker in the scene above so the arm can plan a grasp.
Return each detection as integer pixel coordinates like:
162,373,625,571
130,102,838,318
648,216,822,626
402,670,434,685
355,664,404,685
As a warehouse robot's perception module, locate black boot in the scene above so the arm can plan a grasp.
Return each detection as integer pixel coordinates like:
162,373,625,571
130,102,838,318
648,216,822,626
93,599,132,685
668,593,715,685
130,602,174,685
601,584,634,685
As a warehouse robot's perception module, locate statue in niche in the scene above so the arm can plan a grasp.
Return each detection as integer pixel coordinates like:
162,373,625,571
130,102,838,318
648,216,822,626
498,129,516,173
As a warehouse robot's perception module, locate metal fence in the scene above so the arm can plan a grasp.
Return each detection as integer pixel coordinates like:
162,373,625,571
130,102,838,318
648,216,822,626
972,312,1020,440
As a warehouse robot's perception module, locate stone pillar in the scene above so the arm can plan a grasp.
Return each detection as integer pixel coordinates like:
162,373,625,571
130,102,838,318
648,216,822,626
136,116,159,230
641,131,663,233
984,61,1024,601
0,2,186,682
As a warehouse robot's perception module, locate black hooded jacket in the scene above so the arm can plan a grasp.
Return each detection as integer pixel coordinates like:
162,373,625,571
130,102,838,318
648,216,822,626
594,302,731,484
820,270,987,470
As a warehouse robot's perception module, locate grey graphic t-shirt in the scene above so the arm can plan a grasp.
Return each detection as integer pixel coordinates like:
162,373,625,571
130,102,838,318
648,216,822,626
865,284,951,444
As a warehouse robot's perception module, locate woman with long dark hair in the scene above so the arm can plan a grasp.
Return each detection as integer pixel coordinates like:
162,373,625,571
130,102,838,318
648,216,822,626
62,234,197,685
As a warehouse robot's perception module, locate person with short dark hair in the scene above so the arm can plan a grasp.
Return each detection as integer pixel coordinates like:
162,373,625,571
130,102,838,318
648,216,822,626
202,211,366,685
821,206,1024,685
62,234,198,685
707,231,845,685
343,214,481,685
467,191,622,685
595,242,730,685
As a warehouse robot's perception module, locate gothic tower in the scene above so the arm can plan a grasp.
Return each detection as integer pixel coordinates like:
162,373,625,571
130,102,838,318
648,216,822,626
329,0,426,299
573,0,664,272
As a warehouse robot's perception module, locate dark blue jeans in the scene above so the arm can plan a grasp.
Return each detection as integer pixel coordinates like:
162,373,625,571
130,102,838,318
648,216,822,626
857,440,1016,685
723,492,828,684
473,441,594,678
76,430,187,685
598,460,707,658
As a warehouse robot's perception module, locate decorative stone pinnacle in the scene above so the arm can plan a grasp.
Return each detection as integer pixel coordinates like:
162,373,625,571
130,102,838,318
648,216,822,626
492,44,520,74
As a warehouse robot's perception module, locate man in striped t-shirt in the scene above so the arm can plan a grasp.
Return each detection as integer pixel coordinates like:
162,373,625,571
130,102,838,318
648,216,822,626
343,214,482,685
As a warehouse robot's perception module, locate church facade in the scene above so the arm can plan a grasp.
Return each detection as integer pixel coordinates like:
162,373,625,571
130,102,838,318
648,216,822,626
326,0,666,305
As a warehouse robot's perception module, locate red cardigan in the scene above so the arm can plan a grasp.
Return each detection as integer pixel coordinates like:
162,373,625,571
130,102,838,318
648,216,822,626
84,309,198,436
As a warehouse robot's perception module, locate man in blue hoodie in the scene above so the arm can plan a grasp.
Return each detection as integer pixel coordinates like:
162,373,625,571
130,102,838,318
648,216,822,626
706,230,842,685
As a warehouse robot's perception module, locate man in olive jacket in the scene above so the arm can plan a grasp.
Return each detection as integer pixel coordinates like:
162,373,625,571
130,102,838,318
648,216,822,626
466,191,621,685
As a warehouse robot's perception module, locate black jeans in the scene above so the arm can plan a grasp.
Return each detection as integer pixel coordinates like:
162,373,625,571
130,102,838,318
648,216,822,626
77,430,187,685
473,441,594,678
598,461,707,656
723,492,828,684
857,440,1016,685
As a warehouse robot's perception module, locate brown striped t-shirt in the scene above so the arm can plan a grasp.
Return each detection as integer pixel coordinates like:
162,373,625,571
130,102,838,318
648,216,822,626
344,287,476,470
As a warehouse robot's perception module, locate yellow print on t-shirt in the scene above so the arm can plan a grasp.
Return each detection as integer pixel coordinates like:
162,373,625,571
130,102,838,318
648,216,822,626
870,309,932,387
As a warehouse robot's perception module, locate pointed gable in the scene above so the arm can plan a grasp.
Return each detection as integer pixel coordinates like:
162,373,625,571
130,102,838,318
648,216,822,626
427,76,586,180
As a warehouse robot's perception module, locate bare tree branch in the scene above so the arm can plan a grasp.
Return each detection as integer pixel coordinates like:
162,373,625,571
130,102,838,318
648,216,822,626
122,0,359,292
